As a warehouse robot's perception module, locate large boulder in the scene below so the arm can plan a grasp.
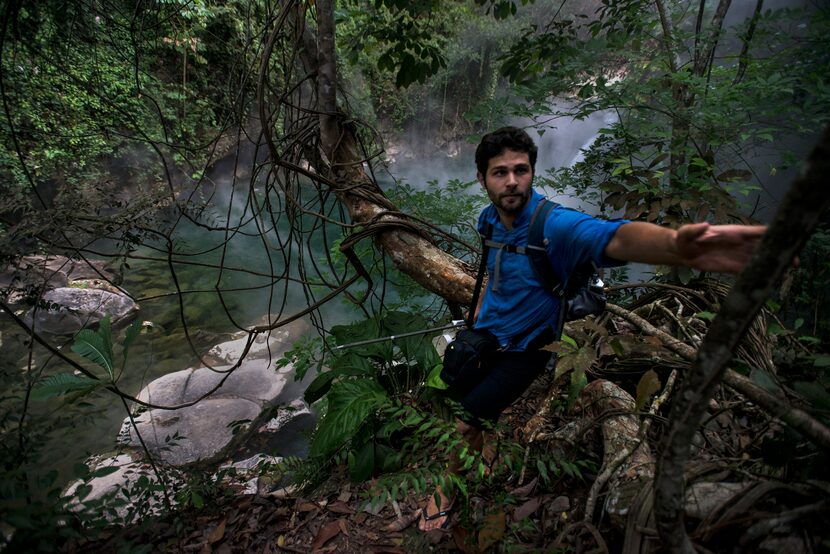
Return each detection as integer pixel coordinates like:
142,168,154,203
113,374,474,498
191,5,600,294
121,357,297,466
1,255,121,302
23,287,138,335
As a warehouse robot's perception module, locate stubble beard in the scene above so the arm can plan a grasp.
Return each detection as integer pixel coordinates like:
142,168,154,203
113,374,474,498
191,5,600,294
497,189,530,214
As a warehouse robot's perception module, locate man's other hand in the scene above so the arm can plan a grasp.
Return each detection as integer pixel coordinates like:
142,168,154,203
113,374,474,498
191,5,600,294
676,222,766,274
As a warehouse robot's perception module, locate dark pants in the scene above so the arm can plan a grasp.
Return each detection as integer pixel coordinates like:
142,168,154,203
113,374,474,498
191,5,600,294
451,346,552,427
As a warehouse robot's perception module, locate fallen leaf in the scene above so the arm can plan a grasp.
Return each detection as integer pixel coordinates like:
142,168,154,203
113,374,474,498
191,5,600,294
207,518,226,544
297,501,319,513
337,518,349,536
513,498,541,522
643,335,663,347
452,526,475,553
327,501,355,514
508,476,538,499
385,511,420,532
311,520,342,551
354,512,368,525
478,510,505,551
635,369,661,412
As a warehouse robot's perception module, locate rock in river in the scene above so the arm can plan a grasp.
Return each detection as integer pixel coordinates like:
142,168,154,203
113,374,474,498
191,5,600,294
23,287,138,335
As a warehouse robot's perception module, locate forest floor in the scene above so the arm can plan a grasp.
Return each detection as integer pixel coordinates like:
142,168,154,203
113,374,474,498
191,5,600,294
65,281,830,553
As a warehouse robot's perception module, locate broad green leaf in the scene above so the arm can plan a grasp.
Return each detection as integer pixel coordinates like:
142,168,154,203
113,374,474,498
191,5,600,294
304,365,371,404
695,311,716,321
426,364,449,390
792,381,830,411
749,368,781,394
635,370,661,412
310,379,387,458
561,333,577,348
348,440,375,482
31,373,101,401
190,490,204,509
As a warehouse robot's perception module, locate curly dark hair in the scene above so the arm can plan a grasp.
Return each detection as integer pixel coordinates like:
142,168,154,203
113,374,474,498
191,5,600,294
474,126,538,175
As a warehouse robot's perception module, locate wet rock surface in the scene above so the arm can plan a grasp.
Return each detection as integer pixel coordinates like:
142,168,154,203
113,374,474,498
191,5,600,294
23,287,138,335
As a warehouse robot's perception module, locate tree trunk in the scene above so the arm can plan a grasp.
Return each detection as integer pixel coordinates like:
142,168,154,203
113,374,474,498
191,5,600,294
311,0,476,306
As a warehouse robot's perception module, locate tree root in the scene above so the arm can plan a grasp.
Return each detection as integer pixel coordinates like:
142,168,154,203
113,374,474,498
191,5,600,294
605,302,830,450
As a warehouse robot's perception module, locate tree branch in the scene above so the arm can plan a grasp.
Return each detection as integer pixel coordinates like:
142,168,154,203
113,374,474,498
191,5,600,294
654,126,830,553
605,302,830,450
733,0,764,85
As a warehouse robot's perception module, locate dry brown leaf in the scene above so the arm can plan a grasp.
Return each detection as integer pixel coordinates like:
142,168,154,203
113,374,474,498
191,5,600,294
327,500,355,514
311,520,342,551
642,335,664,347
478,510,506,551
513,498,541,522
385,511,420,532
297,501,320,513
207,518,227,544
508,476,538,498
635,369,661,412
354,512,368,525
337,518,349,536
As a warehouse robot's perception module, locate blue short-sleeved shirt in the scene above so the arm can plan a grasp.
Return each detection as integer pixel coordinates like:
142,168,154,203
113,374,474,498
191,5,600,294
475,190,627,351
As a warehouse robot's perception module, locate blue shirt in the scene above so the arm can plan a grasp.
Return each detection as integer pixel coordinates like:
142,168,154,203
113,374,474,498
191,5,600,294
475,190,627,351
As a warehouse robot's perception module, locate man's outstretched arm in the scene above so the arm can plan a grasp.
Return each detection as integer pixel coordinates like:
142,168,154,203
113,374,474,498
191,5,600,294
604,221,767,274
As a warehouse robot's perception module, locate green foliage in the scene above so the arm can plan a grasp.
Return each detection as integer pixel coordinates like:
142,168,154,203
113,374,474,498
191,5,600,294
294,310,450,483
338,0,451,90
480,2,830,224
29,374,101,402
310,379,388,458
71,317,116,379
337,0,530,133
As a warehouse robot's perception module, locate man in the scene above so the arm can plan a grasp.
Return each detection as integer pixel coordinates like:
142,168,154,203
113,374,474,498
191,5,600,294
419,126,766,531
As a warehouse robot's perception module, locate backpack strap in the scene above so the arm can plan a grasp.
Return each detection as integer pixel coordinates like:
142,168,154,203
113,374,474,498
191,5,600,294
526,199,563,297
466,221,493,328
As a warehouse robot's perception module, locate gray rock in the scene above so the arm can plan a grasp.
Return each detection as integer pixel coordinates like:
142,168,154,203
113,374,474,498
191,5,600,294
206,319,309,365
135,362,289,407
1,255,120,297
23,287,138,335
128,398,261,466
122,358,293,466
219,454,283,495
549,495,571,513
64,453,178,524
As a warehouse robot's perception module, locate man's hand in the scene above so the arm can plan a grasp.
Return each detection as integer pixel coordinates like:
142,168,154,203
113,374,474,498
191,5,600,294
605,221,767,274
675,223,766,274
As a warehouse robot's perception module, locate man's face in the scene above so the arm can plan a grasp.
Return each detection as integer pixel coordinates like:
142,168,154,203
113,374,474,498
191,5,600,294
477,149,533,219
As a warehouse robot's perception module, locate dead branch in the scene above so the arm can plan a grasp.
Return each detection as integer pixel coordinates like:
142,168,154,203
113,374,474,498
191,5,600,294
605,302,830,450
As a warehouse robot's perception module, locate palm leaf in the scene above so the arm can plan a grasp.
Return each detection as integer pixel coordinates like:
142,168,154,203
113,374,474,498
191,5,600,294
72,328,114,378
31,373,101,401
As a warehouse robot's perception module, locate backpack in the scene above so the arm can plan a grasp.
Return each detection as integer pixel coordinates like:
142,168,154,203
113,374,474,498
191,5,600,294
473,199,606,341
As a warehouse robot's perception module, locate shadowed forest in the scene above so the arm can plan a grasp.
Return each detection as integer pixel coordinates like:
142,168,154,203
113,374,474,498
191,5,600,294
1,0,830,552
